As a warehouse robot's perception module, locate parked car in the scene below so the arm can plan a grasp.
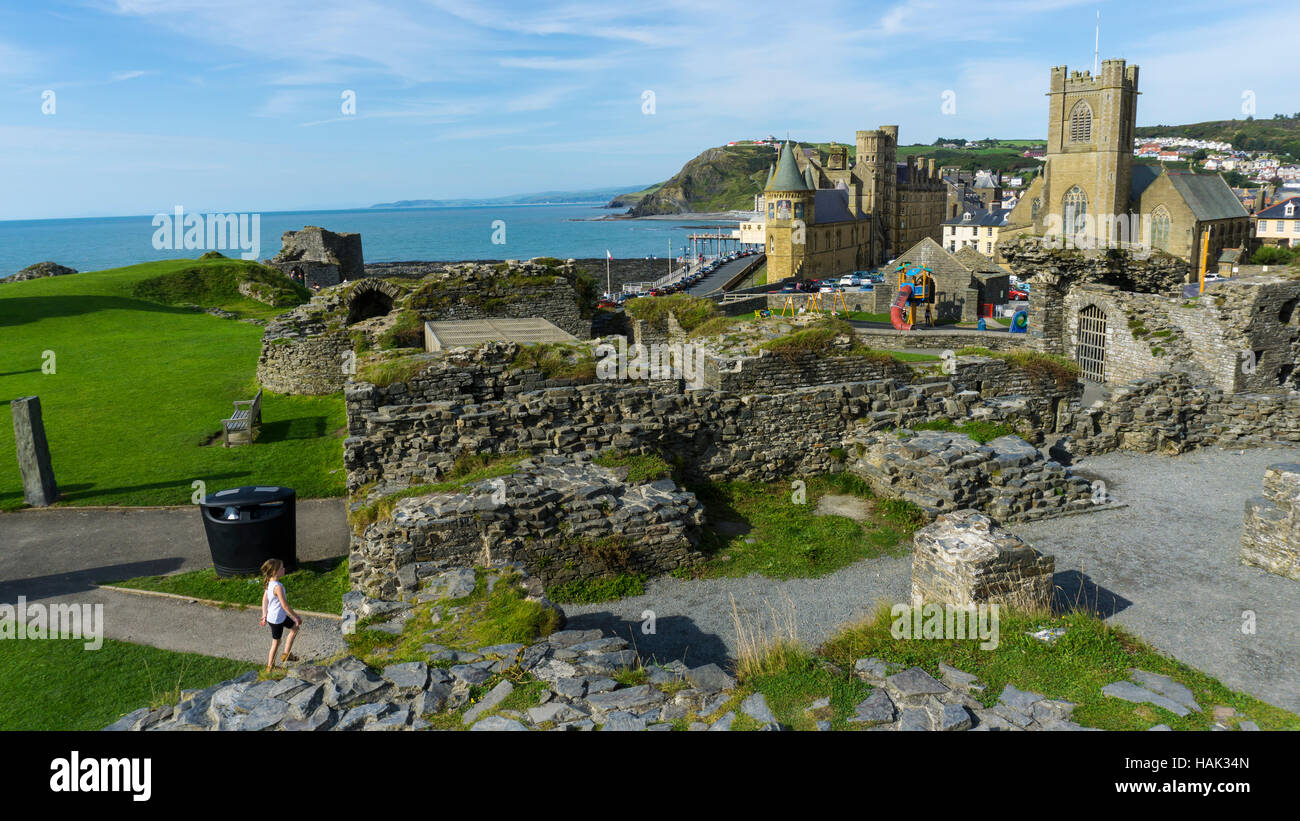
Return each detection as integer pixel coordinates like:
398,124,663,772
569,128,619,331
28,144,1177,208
839,274,862,287
1009,288,1029,300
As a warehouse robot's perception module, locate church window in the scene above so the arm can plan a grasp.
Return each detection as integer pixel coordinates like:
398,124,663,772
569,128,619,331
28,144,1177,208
1063,186,1088,241
1031,198,1041,219
1070,100,1093,143
1151,206,1171,251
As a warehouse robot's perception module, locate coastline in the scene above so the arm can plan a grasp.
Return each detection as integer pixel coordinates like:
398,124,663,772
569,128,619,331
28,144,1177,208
585,210,755,222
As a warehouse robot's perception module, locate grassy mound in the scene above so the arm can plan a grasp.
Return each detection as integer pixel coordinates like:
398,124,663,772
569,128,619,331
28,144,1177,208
955,346,1080,388
760,318,898,363
624,293,719,333
344,568,563,672
510,342,596,381
131,259,309,316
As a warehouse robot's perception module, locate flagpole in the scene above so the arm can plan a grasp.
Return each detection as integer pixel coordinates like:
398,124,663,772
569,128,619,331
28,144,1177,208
606,252,611,298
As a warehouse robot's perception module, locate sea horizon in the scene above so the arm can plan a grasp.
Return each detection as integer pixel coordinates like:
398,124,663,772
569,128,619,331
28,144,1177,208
0,203,750,279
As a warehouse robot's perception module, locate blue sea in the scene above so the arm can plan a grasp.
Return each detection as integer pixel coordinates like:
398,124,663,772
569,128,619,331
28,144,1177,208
0,204,744,279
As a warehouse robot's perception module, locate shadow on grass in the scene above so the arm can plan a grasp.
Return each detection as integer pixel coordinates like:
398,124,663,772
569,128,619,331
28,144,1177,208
0,295,196,328
686,481,751,559
1052,569,1132,618
0,369,41,378
0,557,187,603
259,416,328,443
562,612,733,669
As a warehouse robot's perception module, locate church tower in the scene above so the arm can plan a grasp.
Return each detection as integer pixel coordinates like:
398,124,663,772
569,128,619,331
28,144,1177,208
1041,60,1139,244
765,140,814,282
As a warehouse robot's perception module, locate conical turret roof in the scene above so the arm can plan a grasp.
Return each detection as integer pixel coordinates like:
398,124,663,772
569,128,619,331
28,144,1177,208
765,141,810,192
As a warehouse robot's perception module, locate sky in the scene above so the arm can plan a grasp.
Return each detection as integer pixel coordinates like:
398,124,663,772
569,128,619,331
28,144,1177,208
0,0,1296,220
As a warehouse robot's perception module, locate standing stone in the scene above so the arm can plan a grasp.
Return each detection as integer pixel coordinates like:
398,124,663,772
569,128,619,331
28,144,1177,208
911,509,1054,610
12,396,58,506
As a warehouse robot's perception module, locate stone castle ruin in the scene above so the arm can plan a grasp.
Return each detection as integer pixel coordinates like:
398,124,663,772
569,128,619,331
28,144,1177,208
1002,235,1300,395
270,226,365,288
245,226,1299,607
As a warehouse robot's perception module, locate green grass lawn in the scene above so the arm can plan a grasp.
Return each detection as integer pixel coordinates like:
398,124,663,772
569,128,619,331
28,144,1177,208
0,636,255,730
107,556,350,614
0,258,346,510
685,474,926,579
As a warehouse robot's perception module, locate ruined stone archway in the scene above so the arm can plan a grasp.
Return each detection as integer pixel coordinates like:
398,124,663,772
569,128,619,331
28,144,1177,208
346,279,401,325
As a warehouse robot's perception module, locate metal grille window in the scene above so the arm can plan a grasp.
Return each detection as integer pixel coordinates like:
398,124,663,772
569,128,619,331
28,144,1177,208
1070,100,1093,143
1077,305,1107,383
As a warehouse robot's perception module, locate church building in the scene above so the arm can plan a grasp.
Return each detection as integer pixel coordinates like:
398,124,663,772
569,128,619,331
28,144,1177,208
1003,60,1250,274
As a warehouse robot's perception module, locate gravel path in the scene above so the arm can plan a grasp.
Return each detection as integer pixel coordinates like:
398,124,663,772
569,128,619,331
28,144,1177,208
563,445,1300,713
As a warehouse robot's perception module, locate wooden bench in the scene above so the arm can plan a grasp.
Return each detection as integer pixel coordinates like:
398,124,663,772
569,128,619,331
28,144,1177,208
221,388,263,447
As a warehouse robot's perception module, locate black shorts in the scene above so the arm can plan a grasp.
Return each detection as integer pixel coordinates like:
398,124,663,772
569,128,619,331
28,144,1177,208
269,618,298,639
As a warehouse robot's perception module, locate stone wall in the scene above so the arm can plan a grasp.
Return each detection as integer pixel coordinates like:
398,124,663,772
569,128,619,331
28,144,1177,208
698,350,912,394
853,327,1031,352
1061,277,1300,392
1064,372,1300,456
257,296,354,395
1242,463,1300,582
846,429,1094,523
342,353,1080,493
351,457,705,599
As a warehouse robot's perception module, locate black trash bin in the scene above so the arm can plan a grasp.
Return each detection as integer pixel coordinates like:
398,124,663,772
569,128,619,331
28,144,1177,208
199,486,297,577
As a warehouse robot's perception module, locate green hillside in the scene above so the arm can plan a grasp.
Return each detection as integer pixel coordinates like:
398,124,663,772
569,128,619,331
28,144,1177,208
1135,115,1300,160
628,143,777,215
0,257,345,511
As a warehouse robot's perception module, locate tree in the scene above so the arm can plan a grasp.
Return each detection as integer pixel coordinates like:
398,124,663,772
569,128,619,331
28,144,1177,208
1251,245,1293,265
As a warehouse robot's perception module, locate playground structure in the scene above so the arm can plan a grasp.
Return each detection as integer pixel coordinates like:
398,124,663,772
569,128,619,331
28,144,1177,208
889,265,935,331
775,290,849,319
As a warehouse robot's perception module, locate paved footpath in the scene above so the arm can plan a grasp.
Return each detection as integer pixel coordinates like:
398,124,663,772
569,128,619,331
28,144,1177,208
0,500,350,664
